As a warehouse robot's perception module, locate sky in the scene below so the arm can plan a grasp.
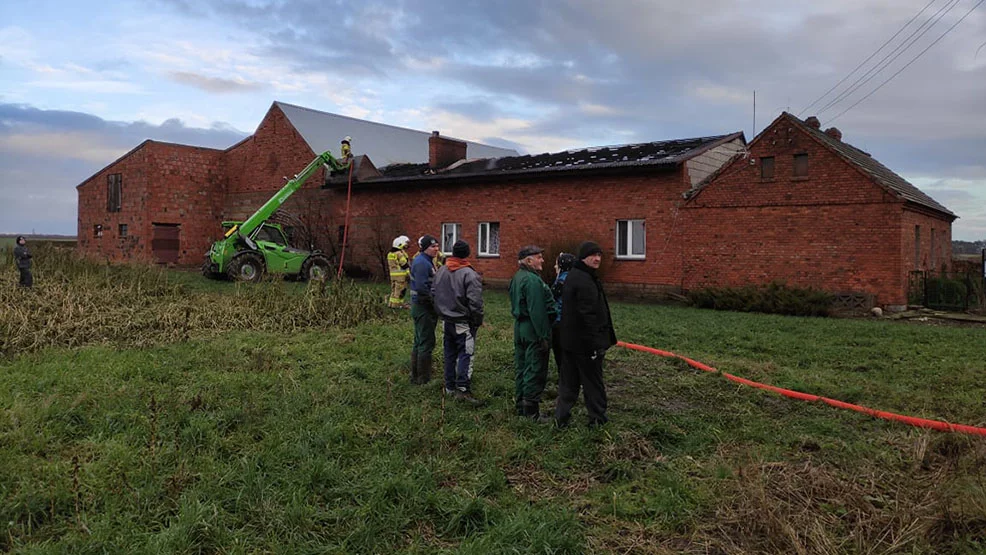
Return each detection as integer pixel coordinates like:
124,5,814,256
1,0,984,239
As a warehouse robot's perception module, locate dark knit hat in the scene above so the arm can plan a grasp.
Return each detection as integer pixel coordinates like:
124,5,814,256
418,234,438,250
556,252,576,272
577,241,602,260
452,240,470,258
517,245,544,260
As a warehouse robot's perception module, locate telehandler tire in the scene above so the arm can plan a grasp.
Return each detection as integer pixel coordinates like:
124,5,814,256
301,254,331,282
228,252,265,283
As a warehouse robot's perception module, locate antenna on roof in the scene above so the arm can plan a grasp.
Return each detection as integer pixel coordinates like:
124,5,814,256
752,90,756,139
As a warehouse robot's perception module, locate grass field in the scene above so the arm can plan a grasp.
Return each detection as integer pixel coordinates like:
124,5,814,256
1,247,985,553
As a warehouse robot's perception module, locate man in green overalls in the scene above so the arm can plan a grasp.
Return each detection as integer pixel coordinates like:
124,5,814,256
509,245,557,420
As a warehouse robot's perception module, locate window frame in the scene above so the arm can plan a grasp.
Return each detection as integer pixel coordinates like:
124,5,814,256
441,222,462,254
616,219,646,260
119,223,128,238
477,221,500,257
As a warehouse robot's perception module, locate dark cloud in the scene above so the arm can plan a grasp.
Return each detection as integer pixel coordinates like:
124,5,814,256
169,71,266,93
0,103,247,235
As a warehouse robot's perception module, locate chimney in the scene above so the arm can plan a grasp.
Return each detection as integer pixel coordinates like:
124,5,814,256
429,131,467,169
824,127,843,141
804,116,821,129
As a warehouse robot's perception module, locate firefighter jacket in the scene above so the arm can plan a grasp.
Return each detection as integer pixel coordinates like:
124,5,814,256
387,248,410,279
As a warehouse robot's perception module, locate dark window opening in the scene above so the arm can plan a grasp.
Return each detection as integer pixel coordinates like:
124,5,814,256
793,154,808,177
761,156,775,179
107,173,122,212
94,224,103,238
119,224,128,238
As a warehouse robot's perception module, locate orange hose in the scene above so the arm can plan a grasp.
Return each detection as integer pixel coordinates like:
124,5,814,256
618,340,986,437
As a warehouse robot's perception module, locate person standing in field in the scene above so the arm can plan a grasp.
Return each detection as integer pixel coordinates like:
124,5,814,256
14,236,33,288
550,252,576,377
555,241,616,428
432,240,484,405
509,245,557,421
409,234,440,385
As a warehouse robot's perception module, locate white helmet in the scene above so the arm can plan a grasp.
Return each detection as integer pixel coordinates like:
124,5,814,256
393,235,410,249
342,136,352,144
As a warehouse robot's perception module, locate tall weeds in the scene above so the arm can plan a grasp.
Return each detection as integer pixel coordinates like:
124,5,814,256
0,244,388,356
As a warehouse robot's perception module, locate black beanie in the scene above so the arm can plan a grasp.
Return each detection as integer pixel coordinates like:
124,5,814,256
418,234,438,250
578,241,602,260
452,240,470,258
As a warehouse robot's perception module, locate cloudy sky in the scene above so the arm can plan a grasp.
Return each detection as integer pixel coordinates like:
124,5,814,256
1,0,984,239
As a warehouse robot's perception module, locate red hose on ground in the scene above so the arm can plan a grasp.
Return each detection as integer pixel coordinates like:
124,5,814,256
336,162,355,279
617,340,986,437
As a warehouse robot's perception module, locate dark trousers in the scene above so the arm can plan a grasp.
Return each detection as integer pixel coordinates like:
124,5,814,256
18,268,32,288
443,321,477,392
555,350,608,426
411,302,438,355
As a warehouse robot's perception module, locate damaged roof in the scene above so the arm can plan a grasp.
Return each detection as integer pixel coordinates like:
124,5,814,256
327,132,745,187
785,113,955,218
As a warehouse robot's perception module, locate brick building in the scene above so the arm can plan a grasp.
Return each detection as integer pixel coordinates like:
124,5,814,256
78,103,954,309
76,101,516,264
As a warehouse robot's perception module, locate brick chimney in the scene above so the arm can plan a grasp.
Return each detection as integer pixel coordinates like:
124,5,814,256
429,131,467,169
804,116,821,129
824,127,843,141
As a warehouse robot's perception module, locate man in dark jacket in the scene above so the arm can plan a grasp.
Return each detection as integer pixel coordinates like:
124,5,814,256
409,234,440,384
509,245,557,420
14,236,33,288
555,241,616,427
432,240,484,405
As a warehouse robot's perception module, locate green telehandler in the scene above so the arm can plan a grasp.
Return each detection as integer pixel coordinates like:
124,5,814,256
202,150,350,282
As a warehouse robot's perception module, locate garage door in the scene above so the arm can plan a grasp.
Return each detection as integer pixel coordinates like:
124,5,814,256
151,223,180,264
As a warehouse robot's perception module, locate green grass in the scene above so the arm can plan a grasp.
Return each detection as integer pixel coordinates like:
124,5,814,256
1,264,985,553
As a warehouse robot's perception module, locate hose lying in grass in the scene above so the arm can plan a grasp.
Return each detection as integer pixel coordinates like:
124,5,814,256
618,341,986,437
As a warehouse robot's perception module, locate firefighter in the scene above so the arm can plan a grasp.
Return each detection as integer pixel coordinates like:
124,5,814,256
433,249,446,270
387,235,411,308
340,136,353,163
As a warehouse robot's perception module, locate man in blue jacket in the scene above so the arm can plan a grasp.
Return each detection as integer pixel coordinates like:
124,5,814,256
409,234,440,384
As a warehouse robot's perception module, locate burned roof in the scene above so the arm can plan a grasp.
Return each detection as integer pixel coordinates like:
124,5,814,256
785,113,955,218
329,133,745,187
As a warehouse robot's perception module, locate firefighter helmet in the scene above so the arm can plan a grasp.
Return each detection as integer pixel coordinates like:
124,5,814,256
392,235,410,249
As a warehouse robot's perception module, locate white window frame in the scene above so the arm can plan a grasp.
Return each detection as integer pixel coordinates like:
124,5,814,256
441,222,461,254
477,221,500,257
616,219,646,259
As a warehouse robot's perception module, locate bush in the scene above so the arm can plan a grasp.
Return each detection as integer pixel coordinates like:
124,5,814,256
686,281,834,317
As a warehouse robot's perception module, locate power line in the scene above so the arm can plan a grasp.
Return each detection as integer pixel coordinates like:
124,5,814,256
826,0,985,125
817,0,963,117
799,0,939,116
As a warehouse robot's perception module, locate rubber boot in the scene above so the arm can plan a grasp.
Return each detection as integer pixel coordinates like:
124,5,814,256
410,351,419,384
418,353,433,385
521,400,552,423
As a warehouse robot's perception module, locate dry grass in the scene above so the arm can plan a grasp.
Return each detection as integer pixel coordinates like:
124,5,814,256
0,244,389,356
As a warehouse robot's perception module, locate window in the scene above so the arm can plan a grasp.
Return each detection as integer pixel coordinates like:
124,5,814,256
254,225,286,246
119,224,128,238
478,222,500,256
94,224,103,238
914,225,921,270
107,173,122,212
761,156,775,179
793,154,808,177
616,219,645,259
441,223,461,254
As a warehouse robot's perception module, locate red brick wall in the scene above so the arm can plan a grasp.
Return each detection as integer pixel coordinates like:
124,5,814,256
681,118,951,306
77,142,224,264
322,169,690,288
901,208,953,276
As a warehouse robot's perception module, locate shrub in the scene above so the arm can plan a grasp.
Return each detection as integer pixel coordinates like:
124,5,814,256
686,281,834,317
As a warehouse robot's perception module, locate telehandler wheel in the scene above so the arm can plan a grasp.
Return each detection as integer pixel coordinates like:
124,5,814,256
301,254,331,282
227,252,265,283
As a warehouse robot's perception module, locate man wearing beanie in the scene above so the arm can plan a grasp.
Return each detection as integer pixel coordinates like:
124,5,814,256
409,234,440,384
508,245,557,420
555,240,616,427
432,240,484,405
